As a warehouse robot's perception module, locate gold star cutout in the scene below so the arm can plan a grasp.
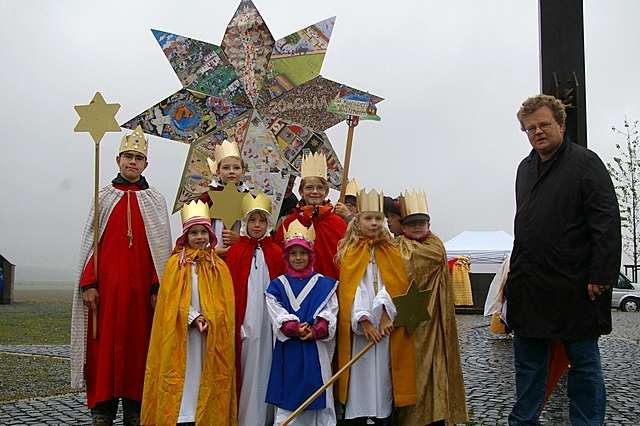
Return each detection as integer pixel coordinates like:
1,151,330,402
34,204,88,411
74,92,121,143
209,183,245,229
393,280,432,335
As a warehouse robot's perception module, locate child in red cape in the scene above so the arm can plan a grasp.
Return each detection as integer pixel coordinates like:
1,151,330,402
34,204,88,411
225,192,285,426
274,153,347,280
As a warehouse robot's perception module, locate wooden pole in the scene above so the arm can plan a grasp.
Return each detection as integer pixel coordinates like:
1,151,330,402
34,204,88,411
282,340,375,425
92,142,99,340
338,115,359,203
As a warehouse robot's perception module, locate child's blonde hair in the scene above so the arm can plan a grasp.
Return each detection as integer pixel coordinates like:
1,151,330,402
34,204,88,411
335,212,393,264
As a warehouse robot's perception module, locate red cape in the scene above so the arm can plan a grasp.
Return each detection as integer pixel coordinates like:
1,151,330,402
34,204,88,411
79,183,158,408
224,235,285,398
274,205,347,280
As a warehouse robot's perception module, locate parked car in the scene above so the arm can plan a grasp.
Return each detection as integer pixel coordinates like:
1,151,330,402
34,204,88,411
612,272,640,312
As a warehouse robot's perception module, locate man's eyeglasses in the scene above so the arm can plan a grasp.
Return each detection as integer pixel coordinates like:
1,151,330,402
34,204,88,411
523,122,554,135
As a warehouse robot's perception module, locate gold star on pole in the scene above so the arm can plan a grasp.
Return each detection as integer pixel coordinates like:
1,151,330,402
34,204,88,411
393,280,432,335
209,184,246,229
74,92,121,144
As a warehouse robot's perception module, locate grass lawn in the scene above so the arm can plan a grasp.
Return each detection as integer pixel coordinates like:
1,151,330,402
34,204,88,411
0,286,72,345
0,285,75,401
0,353,75,401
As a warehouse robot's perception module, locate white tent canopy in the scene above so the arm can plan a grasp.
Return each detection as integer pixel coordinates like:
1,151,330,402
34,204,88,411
445,231,513,273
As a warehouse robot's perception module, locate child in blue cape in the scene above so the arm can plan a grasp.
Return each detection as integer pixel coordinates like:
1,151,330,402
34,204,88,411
264,220,338,426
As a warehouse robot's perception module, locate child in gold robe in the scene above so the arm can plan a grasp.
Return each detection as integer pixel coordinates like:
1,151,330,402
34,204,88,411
141,201,236,426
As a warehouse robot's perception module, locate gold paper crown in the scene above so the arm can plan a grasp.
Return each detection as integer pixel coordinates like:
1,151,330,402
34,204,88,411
242,192,272,217
180,200,211,224
207,140,241,173
119,125,148,156
284,220,316,243
300,152,327,180
357,189,384,213
399,190,430,218
345,179,359,197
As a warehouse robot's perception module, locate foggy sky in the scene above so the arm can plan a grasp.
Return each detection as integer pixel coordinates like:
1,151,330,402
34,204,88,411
2,0,639,280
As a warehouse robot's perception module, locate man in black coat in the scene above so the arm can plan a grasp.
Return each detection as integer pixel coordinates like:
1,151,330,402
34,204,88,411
505,94,621,426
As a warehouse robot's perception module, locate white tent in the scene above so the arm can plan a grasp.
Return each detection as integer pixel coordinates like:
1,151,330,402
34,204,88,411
444,231,513,273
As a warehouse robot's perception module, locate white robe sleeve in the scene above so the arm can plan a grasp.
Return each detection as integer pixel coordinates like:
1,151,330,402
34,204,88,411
351,280,373,335
316,291,339,340
265,293,299,342
188,305,201,325
372,286,397,322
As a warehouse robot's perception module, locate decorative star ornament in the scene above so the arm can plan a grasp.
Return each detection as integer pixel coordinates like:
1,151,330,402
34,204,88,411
393,280,432,335
121,0,382,215
74,92,121,143
208,183,246,229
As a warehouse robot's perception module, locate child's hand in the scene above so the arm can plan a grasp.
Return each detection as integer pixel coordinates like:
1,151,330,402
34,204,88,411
215,246,229,258
379,308,394,336
334,202,352,220
360,319,382,343
222,229,240,246
298,322,311,339
82,288,99,312
195,315,208,333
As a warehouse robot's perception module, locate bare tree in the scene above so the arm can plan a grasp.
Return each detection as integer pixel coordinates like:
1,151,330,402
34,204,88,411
607,118,640,280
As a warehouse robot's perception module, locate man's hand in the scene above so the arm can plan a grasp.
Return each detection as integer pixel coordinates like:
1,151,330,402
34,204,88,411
195,315,208,333
588,283,610,301
379,308,394,336
221,229,240,247
83,288,99,312
360,319,382,343
150,294,157,310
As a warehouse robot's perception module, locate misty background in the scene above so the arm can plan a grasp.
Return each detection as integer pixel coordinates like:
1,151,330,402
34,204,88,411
1,0,639,281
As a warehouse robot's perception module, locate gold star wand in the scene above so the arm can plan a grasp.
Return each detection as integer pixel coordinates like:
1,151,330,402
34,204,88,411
208,183,246,244
283,280,431,425
74,92,121,339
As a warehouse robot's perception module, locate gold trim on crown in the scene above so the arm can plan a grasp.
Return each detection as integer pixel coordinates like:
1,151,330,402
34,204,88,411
300,152,327,180
119,125,148,156
284,220,316,244
345,179,359,197
207,140,241,173
357,189,384,213
399,190,430,218
180,200,211,224
242,192,272,217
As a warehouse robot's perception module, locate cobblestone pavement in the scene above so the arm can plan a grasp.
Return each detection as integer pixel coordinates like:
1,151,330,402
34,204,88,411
460,311,640,425
0,313,638,425
0,394,121,425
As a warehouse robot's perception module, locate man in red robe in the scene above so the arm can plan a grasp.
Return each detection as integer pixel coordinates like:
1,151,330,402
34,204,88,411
70,126,171,426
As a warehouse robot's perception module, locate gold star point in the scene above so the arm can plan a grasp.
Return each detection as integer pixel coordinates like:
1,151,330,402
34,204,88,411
74,92,121,143
209,183,246,228
393,280,432,335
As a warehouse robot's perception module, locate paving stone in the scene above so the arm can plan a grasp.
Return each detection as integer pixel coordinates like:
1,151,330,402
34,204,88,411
459,311,640,425
1,313,638,424
0,345,70,359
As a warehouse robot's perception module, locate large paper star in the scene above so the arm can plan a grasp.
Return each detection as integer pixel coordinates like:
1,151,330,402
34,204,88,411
393,280,432,335
209,183,246,229
122,0,382,214
74,92,121,143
